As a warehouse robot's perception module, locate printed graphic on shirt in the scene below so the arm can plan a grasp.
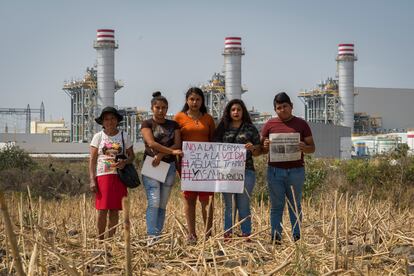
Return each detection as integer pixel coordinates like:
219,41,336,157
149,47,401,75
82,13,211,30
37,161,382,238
91,131,132,176
219,124,260,171
99,140,122,173
153,123,175,147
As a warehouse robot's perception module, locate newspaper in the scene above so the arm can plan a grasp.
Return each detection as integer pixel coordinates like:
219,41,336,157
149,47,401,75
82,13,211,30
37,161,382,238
269,133,301,162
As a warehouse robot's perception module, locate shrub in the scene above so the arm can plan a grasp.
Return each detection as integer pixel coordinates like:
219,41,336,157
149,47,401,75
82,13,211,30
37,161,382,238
0,144,36,171
303,156,327,198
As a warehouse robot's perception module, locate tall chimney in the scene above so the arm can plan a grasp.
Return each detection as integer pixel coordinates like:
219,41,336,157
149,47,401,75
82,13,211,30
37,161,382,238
223,37,244,101
336,43,357,131
94,29,118,113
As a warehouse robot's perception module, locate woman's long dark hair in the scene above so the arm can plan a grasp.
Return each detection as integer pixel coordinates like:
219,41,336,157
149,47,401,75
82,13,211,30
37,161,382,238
181,87,208,114
214,99,252,141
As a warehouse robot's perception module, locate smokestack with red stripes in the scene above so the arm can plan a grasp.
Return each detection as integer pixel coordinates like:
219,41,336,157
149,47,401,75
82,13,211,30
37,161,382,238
94,29,118,112
223,37,244,101
336,43,357,131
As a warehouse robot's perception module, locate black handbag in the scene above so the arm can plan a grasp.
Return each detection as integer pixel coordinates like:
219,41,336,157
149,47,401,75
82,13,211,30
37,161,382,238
116,132,140,189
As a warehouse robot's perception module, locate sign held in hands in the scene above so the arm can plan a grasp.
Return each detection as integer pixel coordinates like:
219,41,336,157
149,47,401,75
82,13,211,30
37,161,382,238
181,142,246,193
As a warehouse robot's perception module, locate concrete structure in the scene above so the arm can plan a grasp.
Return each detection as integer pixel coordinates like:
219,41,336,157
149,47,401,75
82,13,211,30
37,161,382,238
0,133,89,154
355,87,414,130
308,122,352,159
336,44,357,131
94,29,118,112
0,133,145,158
223,37,244,101
30,121,65,134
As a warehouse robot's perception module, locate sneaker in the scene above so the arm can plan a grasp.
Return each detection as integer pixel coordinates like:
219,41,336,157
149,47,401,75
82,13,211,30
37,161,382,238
223,232,232,243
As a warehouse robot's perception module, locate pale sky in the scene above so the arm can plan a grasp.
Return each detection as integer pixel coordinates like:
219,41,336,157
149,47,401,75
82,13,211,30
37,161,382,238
1,0,414,131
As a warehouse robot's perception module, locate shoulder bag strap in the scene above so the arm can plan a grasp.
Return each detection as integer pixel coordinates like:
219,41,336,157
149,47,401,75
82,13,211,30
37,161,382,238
121,131,126,155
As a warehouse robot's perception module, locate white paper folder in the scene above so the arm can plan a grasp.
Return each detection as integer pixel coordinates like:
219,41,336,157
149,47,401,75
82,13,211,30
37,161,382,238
141,156,170,183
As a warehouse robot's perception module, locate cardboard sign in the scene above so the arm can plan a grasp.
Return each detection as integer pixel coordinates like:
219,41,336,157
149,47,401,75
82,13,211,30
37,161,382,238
181,142,246,193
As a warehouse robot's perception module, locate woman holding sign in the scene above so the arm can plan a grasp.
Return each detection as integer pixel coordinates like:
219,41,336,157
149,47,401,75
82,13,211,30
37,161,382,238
141,92,183,244
261,92,315,244
174,87,215,244
214,99,262,241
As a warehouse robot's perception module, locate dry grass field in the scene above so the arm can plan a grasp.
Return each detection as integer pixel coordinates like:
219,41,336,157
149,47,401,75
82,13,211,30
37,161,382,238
1,186,414,275
1,148,414,275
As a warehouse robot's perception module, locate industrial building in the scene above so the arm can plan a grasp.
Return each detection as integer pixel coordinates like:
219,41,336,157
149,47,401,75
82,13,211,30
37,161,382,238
3,30,413,159
299,44,357,130
200,73,227,121
63,66,123,142
308,122,351,159
299,43,414,157
354,87,414,131
63,29,124,143
63,34,251,142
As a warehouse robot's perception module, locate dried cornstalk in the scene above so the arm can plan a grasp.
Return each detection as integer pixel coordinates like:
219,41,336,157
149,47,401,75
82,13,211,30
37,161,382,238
123,197,132,276
0,191,25,276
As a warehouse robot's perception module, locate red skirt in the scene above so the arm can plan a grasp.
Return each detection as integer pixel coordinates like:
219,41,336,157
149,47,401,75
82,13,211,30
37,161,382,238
95,174,127,210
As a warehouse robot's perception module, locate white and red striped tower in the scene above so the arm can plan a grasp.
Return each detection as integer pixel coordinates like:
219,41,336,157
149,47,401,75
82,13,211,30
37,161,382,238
94,29,118,112
336,43,357,131
223,37,244,101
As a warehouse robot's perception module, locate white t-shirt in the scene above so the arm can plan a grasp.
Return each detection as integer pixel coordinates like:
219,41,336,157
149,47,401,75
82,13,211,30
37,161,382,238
90,130,133,176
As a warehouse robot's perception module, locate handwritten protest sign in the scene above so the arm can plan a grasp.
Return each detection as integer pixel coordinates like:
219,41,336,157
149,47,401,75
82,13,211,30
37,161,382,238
181,142,246,193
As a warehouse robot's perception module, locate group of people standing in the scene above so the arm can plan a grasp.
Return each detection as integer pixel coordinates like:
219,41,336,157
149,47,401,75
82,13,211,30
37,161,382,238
89,87,315,245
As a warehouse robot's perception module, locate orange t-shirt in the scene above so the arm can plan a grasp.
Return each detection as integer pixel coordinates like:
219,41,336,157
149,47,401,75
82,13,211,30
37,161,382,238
174,112,215,142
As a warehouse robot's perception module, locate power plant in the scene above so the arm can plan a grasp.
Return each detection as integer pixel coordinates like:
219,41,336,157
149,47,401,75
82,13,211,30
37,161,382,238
63,30,123,142
299,43,414,157
299,43,357,130
2,30,414,158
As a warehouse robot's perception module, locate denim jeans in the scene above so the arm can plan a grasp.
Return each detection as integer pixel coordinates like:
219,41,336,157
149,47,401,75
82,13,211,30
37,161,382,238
222,169,256,235
267,166,305,240
143,162,176,236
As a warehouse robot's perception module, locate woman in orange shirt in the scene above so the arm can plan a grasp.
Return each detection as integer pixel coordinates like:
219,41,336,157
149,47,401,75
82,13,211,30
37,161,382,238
174,87,215,244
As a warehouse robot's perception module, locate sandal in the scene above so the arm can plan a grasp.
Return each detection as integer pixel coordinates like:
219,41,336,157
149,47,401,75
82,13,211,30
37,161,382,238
187,234,197,245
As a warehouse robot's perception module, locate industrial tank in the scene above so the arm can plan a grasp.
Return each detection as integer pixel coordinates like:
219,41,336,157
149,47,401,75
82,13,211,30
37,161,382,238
376,137,398,154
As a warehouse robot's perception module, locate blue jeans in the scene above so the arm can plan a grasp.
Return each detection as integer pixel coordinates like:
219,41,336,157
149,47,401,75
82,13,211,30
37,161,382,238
267,166,305,240
142,163,176,236
223,169,256,235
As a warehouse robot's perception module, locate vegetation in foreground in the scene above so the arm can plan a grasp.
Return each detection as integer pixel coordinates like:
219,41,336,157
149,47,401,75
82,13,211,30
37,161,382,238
0,145,413,274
